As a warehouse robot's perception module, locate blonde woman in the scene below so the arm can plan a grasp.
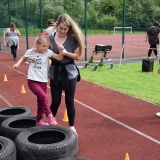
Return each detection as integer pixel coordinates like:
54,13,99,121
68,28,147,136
5,22,21,60
48,13,85,136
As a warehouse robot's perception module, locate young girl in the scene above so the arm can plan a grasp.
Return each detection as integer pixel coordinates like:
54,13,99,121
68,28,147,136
13,36,64,126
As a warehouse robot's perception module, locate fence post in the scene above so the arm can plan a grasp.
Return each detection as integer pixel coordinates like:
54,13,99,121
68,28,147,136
84,0,87,61
24,0,29,49
39,0,43,33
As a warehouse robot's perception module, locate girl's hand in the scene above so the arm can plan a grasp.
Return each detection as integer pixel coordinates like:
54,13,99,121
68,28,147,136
58,45,68,56
13,63,19,69
58,44,64,50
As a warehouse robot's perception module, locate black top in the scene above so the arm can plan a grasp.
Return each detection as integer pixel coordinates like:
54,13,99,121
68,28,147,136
147,26,160,45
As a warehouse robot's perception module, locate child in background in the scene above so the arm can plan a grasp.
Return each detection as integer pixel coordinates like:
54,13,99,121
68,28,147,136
13,36,64,126
5,22,21,61
45,19,56,35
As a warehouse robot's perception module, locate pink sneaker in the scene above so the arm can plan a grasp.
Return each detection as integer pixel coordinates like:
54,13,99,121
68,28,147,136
36,120,49,126
47,115,58,125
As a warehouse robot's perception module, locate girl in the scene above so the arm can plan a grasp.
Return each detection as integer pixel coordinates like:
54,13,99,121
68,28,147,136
13,36,64,126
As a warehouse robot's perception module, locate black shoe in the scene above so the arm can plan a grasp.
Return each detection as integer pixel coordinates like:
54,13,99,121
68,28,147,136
14,58,16,61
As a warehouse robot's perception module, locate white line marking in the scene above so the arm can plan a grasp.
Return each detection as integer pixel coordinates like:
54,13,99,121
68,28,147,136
0,62,27,76
74,99,160,145
0,94,12,106
1,61,160,145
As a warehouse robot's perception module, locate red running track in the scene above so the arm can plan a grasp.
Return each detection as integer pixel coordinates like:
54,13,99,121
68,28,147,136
0,51,160,160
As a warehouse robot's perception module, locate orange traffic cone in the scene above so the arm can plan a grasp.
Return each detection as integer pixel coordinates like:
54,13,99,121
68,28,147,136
3,74,8,81
62,109,69,122
21,85,26,93
124,153,130,160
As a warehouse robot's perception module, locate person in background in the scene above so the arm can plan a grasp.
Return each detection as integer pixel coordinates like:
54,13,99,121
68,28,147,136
5,22,21,61
13,36,65,126
145,21,160,59
45,19,56,35
48,13,85,136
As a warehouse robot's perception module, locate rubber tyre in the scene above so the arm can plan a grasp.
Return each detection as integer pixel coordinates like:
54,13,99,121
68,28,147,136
1,116,36,142
15,125,78,160
0,106,32,125
0,136,16,160
58,158,90,160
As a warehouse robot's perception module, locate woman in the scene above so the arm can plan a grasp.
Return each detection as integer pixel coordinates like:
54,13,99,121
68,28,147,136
48,13,85,135
5,22,21,61
145,21,160,59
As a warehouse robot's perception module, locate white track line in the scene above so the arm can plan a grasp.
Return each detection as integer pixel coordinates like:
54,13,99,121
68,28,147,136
1,61,160,145
74,99,160,145
0,94,12,106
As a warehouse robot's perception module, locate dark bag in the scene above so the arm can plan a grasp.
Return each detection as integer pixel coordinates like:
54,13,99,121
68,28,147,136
142,59,154,72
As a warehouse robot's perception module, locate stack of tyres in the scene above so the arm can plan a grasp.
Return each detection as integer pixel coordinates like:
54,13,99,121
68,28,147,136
142,59,154,72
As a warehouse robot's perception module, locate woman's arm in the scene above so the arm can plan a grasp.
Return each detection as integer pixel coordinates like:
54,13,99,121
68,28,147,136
16,29,21,36
5,28,9,36
13,56,28,69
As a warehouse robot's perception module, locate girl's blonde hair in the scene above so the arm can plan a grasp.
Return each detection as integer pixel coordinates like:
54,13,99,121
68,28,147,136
56,13,85,59
36,36,51,45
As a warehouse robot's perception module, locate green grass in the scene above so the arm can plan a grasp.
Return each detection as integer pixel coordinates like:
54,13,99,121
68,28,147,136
80,62,160,105
18,28,42,36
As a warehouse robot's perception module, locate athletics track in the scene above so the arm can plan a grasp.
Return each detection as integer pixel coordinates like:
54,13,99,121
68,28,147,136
0,34,160,160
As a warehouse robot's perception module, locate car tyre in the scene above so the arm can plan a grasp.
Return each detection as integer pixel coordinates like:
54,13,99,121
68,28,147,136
0,106,32,125
0,136,16,160
15,125,78,160
1,116,36,141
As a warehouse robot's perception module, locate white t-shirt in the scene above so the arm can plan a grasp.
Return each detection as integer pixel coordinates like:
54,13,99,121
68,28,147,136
5,28,20,47
24,48,53,82
45,26,55,35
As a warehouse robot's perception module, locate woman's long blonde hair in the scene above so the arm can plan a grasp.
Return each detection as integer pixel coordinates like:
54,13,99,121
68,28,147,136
56,13,85,59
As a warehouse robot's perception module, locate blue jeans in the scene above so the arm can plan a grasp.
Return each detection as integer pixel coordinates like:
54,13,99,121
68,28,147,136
28,79,52,122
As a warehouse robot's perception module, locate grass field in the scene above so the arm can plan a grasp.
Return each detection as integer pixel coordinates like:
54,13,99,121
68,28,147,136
80,61,160,105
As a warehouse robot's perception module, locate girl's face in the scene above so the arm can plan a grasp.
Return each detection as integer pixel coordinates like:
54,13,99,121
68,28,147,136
57,23,69,37
36,41,50,53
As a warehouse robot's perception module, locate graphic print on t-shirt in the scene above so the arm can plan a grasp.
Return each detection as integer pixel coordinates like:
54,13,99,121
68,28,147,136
31,56,42,70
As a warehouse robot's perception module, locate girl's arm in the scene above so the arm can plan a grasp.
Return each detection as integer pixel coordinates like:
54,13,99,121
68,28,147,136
13,56,28,69
58,44,80,60
60,47,81,60
51,53,63,61
50,44,64,61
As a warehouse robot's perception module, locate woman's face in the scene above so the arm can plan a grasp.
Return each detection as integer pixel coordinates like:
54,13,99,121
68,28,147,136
57,23,69,37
